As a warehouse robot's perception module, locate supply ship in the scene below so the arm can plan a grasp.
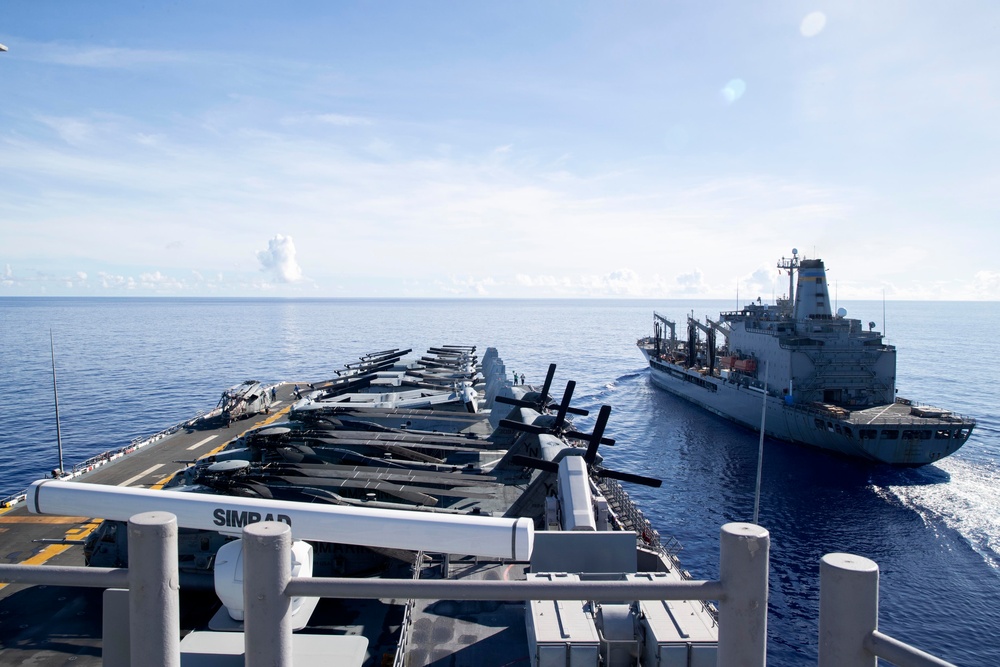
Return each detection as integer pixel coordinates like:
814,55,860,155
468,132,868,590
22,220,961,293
637,249,975,466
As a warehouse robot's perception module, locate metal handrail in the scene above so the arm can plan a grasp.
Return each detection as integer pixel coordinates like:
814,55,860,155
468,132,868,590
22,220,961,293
0,513,960,667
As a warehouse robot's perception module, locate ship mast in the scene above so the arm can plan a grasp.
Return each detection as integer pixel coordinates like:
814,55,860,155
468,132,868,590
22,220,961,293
777,248,800,311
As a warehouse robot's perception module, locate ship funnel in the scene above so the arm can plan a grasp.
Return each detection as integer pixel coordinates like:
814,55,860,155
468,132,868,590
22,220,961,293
793,259,832,320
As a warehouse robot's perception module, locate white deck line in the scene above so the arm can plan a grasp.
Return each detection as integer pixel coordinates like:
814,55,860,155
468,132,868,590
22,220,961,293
865,404,896,424
186,435,219,451
118,464,165,487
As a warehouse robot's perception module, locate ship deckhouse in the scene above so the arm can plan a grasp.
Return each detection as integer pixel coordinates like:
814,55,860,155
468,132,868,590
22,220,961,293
720,252,896,409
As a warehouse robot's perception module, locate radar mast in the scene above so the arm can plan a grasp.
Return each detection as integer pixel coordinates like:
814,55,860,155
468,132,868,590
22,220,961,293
777,248,800,312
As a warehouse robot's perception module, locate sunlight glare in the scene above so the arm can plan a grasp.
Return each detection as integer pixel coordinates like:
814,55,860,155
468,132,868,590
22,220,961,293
720,79,747,104
800,11,827,37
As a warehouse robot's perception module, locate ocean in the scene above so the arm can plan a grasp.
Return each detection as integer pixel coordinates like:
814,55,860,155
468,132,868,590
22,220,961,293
1,297,997,665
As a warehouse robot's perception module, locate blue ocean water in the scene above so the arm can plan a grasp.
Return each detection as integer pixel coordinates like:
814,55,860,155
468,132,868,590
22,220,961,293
1,297,998,665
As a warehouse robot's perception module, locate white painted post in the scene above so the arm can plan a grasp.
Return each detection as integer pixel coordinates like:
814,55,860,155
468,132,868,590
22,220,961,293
128,512,180,667
819,553,879,667
243,521,293,667
717,522,769,667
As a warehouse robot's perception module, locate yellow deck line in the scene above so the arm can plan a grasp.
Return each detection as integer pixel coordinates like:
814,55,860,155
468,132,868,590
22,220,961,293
148,405,292,491
1,406,294,590
0,515,88,524
0,519,102,591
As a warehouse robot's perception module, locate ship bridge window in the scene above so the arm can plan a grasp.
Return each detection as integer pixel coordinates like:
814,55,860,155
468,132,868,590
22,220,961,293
843,427,853,439
902,430,932,440
859,429,877,440
814,418,825,429
935,430,952,440
880,429,899,440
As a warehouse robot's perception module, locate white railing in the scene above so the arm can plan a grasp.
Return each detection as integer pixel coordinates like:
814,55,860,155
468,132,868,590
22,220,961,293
0,513,958,667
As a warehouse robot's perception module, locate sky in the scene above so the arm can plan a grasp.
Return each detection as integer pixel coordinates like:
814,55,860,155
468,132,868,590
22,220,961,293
1,1,998,300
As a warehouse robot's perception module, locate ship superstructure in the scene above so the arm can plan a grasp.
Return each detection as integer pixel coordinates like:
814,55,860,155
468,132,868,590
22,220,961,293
638,250,975,465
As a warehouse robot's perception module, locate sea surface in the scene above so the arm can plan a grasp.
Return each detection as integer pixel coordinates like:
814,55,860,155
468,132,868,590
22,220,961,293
1,297,997,665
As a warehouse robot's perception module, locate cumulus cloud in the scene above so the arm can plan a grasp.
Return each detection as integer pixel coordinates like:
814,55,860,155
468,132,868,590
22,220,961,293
98,271,136,290
971,270,1000,299
139,271,184,290
256,235,304,283
440,275,498,296
2,264,14,287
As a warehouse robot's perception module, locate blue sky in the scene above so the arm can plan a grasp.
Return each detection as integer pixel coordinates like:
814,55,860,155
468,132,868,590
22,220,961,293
2,2,998,299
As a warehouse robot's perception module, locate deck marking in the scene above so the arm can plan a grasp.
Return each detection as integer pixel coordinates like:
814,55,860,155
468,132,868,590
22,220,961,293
1,406,296,591
866,404,896,424
0,515,88,524
149,405,294,492
186,434,219,451
118,463,165,487
0,520,102,591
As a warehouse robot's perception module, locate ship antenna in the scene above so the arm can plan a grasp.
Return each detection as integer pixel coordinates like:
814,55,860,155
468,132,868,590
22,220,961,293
50,329,65,477
752,361,769,525
882,289,887,338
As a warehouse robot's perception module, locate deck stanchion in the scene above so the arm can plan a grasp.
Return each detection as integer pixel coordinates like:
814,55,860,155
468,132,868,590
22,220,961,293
244,521,293,667
128,512,180,667
717,522,769,667
819,553,879,667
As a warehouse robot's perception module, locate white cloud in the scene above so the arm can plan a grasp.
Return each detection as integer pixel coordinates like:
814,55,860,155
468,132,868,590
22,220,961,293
675,270,704,293
256,235,304,283
139,271,183,290
971,270,1000,299
30,43,187,69
35,115,96,146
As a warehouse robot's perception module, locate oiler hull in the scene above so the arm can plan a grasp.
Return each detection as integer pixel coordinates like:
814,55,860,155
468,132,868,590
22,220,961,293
641,351,972,466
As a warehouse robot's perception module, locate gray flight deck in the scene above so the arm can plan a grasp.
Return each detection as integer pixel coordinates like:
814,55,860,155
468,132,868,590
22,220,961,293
0,384,300,666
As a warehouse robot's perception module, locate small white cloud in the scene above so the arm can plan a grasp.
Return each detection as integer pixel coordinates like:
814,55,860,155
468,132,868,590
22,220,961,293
34,44,185,69
76,271,87,281
256,234,304,283
494,144,513,154
720,79,747,105
139,271,183,290
971,270,1000,298
676,270,704,293
800,12,827,38
36,115,95,146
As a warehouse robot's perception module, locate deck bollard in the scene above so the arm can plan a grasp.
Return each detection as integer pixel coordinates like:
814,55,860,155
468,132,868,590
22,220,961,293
717,522,769,667
243,521,293,667
128,511,180,667
818,552,878,667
